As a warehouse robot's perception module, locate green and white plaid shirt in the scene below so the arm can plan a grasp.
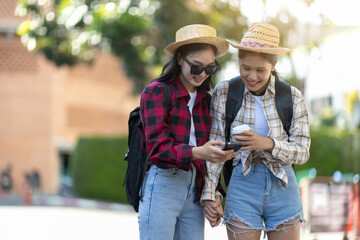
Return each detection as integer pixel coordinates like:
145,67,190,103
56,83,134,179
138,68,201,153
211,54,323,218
201,75,311,202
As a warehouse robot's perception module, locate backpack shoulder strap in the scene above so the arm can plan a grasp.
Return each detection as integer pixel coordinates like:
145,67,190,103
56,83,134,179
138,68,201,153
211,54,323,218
274,80,293,136
225,76,244,142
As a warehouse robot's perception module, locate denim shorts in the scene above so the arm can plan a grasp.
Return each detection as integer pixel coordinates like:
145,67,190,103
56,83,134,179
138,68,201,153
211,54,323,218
224,162,305,233
138,165,204,240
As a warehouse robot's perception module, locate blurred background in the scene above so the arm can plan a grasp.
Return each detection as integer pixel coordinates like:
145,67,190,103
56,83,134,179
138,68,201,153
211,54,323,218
0,0,360,239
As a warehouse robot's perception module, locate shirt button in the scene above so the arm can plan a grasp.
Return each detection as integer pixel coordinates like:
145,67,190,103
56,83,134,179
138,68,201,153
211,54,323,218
186,124,190,128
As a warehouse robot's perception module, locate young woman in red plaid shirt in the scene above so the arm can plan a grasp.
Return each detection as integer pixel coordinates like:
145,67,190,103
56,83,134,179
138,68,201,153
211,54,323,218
138,24,236,240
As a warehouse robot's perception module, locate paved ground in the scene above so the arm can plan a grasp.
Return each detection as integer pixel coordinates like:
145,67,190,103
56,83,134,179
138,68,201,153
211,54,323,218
0,193,229,240
0,193,347,240
0,206,229,240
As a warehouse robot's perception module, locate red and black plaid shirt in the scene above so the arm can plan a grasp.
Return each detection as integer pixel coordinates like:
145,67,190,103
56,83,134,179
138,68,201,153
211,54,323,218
140,77,213,201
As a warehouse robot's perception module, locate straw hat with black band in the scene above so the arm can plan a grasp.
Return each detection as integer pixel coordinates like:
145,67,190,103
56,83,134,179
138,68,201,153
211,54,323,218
228,22,290,55
164,24,229,58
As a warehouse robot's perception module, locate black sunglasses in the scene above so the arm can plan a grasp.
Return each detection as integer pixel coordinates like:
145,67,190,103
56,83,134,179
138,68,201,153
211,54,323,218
181,56,219,75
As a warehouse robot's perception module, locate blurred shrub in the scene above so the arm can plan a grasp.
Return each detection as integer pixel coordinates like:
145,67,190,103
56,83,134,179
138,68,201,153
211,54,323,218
71,136,128,203
70,127,360,204
295,127,360,176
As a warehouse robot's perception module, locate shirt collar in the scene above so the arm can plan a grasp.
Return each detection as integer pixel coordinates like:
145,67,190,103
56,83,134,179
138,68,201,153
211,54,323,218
171,77,208,100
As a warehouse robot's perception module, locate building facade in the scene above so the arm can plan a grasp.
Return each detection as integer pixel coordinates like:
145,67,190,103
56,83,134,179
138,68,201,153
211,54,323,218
0,0,139,195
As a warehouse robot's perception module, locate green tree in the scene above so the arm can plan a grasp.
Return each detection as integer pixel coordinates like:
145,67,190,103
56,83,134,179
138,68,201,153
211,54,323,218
16,0,330,93
16,0,155,93
16,0,248,93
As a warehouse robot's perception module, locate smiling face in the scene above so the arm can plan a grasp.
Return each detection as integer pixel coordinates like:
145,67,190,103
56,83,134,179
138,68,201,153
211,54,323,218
177,46,217,93
238,51,276,95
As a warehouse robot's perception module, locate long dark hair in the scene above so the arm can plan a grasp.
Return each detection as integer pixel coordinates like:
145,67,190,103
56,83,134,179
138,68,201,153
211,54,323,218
153,43,218,91
238,49,280,80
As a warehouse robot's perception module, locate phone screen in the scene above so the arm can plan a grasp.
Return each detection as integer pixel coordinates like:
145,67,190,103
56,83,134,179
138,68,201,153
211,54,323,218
222,142,243,151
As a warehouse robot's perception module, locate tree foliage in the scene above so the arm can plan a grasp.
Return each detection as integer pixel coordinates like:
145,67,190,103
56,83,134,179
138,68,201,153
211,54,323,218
16,0,248,92
16,0,329,93
16,0,155,92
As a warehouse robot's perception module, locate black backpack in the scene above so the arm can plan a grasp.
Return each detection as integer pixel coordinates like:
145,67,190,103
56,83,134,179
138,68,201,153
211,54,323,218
123,82,171,212
223,76,293,187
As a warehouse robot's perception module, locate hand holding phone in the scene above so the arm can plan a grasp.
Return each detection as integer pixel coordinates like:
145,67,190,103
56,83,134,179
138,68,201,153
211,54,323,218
222,142,243,151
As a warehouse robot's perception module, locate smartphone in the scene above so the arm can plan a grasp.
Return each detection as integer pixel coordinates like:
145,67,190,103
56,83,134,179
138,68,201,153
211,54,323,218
222,142,243,151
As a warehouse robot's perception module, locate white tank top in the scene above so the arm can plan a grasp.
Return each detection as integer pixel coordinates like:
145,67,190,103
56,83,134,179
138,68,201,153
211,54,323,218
187,91,197,146
254,95,270,137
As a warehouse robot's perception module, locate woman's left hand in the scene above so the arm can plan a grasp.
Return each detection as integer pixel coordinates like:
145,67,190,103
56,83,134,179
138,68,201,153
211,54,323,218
234,131,274,151
203,196,223,227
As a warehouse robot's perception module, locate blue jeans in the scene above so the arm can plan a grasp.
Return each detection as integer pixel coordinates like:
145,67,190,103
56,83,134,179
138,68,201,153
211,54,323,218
138,165,204,240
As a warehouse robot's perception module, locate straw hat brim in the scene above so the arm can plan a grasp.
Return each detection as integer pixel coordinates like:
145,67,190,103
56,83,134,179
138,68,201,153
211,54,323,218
164,36,229,58
228,40,290,55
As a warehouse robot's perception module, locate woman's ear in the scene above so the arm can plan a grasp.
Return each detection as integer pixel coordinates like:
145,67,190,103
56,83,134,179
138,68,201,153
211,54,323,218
272,61,277,72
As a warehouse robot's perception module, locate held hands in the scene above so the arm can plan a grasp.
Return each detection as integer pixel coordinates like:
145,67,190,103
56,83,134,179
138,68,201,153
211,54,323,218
191,140,237,163
203,196,224,227
234,131,275,151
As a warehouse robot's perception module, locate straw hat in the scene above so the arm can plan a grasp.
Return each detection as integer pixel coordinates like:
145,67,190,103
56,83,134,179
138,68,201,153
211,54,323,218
164,24,229,57
228,22,290,55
